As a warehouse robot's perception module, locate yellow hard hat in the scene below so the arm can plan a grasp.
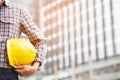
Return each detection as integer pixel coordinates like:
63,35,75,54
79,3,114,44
7,38,37,66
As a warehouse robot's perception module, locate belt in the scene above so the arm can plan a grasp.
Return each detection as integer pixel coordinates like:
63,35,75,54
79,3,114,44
0,68,14,74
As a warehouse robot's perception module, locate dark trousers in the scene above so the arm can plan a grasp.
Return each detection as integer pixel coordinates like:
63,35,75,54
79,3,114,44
0,68,18,80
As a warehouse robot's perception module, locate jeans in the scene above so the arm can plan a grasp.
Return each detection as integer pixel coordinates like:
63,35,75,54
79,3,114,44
0,68,18,80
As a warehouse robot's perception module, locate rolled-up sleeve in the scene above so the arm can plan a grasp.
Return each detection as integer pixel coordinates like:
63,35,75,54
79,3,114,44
20,7,47,64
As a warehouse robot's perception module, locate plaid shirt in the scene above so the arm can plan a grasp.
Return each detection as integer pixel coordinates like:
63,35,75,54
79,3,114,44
0,0,47,68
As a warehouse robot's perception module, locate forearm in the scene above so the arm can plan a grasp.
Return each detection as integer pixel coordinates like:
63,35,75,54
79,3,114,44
35,40,47,63
32,61,41,70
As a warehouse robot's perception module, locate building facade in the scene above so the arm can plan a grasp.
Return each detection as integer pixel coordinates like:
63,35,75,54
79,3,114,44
40,0,120,80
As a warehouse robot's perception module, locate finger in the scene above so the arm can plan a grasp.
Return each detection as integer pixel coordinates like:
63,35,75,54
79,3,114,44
15,69,28,77
15,69,21,72
15,69,22,74
14,66,24,69
15,69,24,76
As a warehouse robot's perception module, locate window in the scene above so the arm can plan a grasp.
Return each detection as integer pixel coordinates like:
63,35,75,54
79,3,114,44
74,1,82,64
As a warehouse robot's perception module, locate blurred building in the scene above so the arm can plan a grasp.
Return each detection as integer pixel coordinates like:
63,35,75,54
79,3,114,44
11,0,33,12
39,0,120,80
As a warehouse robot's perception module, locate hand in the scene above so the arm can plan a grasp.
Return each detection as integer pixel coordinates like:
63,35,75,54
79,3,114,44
14,62,40,77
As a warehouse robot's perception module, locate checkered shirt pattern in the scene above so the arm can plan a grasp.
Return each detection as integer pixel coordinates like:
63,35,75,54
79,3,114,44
0,0,47,68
